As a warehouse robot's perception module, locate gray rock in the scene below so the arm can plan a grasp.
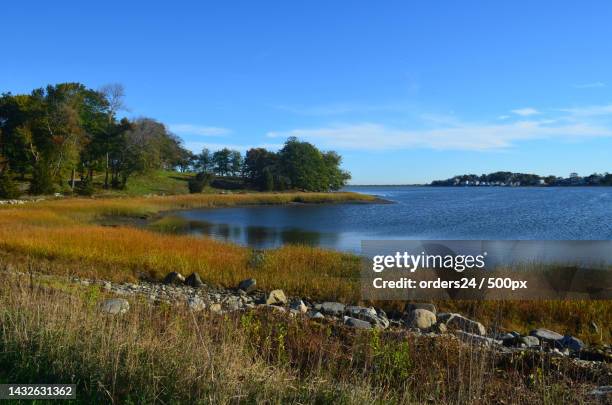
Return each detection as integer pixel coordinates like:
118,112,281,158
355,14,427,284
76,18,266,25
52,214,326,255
559,335,584,351
100,298,130,315
589,386,612,401
407,303,437,314
404,309,437,330
265,289,287,305
343,316,372,329
520,336,540,347
309,311,325,320
455,330,501,346
238,278,257,293
443,314,486,336
315,302,345,316
432,323,447,334
290,299,308,314
163,272,185,285
187,296,206,311
209,303,222,313
530,328,563,342
345,306,389,328
185,272,204,288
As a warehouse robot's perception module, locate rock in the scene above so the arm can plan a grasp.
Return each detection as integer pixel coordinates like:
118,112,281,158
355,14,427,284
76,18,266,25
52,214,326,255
259,304,287,313
443,314,486,336
589,386,612,402
343,316,372,329
404,309,437,330
238,278,257,293
265,289,287,306
407,303,437,314
530,328,563,342
290,299,308,314
102,281,112,291
209,303,222,313
345,306,389,328
187,296,205,311
315,302,345,316
520,336,540,347
432,323,447,334
100,298,130,315
455,330,501,346
309,311,325,320
185,272,204,288
559,335,584,351
163,272,185,285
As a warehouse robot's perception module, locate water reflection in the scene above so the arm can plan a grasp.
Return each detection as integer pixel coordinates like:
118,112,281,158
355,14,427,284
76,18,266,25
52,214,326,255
173,218,338,249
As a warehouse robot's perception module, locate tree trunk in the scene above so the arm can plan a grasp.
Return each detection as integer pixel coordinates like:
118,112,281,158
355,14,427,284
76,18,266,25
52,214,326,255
70,168,76,189
104,153,109,189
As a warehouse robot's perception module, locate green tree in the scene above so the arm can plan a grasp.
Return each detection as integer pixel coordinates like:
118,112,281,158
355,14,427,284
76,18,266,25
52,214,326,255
212,148,232,176
0,170,21,199
278,137,327,191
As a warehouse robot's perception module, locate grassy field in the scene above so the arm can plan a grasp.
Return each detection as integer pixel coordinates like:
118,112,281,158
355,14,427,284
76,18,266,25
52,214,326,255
0,191,610,345
0,273,605,404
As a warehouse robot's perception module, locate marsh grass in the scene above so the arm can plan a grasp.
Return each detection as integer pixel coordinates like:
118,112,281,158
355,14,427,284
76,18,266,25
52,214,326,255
0,274,603,404
0,192,610,343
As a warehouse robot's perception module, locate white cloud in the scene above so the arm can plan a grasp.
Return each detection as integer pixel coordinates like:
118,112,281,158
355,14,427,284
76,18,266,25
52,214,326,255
266,119,612,151
511,108,540,116
559,104,612,117
168,124,231,137
573,82,606,89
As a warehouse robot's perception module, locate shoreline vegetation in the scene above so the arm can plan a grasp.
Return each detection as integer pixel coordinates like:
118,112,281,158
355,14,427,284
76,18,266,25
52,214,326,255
0,191,610,403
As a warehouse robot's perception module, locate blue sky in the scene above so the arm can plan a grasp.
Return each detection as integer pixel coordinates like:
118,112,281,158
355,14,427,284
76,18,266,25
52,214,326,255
2,1,612,184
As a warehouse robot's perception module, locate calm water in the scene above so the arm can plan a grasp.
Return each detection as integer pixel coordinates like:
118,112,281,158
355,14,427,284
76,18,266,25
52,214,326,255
163,187,612,252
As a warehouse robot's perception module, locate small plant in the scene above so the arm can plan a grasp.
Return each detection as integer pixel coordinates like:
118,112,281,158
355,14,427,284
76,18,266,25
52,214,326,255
0,170,21,199
29,164,55,195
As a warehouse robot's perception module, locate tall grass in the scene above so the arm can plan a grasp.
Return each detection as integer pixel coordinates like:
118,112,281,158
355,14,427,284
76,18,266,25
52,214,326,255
0,274,601,404
0,192,610,342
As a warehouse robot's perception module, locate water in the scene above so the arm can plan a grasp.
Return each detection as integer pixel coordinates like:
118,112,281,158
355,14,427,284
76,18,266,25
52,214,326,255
162,187,612,252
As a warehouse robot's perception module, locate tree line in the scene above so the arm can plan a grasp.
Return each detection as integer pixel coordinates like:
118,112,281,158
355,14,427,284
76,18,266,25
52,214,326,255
0,82,350,198
430,171,612,186
189,137,351,192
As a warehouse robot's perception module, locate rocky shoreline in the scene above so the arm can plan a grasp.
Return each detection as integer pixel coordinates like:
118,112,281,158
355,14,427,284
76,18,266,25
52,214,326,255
38,271,598,365
8,269,612,363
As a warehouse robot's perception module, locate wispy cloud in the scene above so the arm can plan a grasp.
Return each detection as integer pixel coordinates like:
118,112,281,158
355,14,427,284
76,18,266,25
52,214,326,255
169,124,231,137
573,82,606,89
511,108,540,116
267,106,612,151
559,104,612,117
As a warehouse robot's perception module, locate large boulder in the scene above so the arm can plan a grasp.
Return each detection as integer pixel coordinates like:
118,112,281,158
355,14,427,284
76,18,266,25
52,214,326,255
238,278,257,293
441,313,486,336
100,298,130,315
185,272,204,288
163,272,185,285
404,309,436,330
315,302,345,317
529,328,563,343
266,289,287,305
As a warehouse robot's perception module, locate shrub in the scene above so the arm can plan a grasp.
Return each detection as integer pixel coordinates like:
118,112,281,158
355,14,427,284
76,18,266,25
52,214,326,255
75,178,95,196
188,172,213,193
0,171,21,199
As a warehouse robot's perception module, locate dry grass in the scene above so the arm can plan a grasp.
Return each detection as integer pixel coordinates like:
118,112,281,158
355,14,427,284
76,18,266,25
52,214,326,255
0,192,610,344
0,274,605,404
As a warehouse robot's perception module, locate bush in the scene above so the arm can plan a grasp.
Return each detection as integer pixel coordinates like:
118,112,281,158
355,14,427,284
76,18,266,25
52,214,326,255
75,178,95,196
188,172,213,193
0,171,21,199
210,176,244,190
